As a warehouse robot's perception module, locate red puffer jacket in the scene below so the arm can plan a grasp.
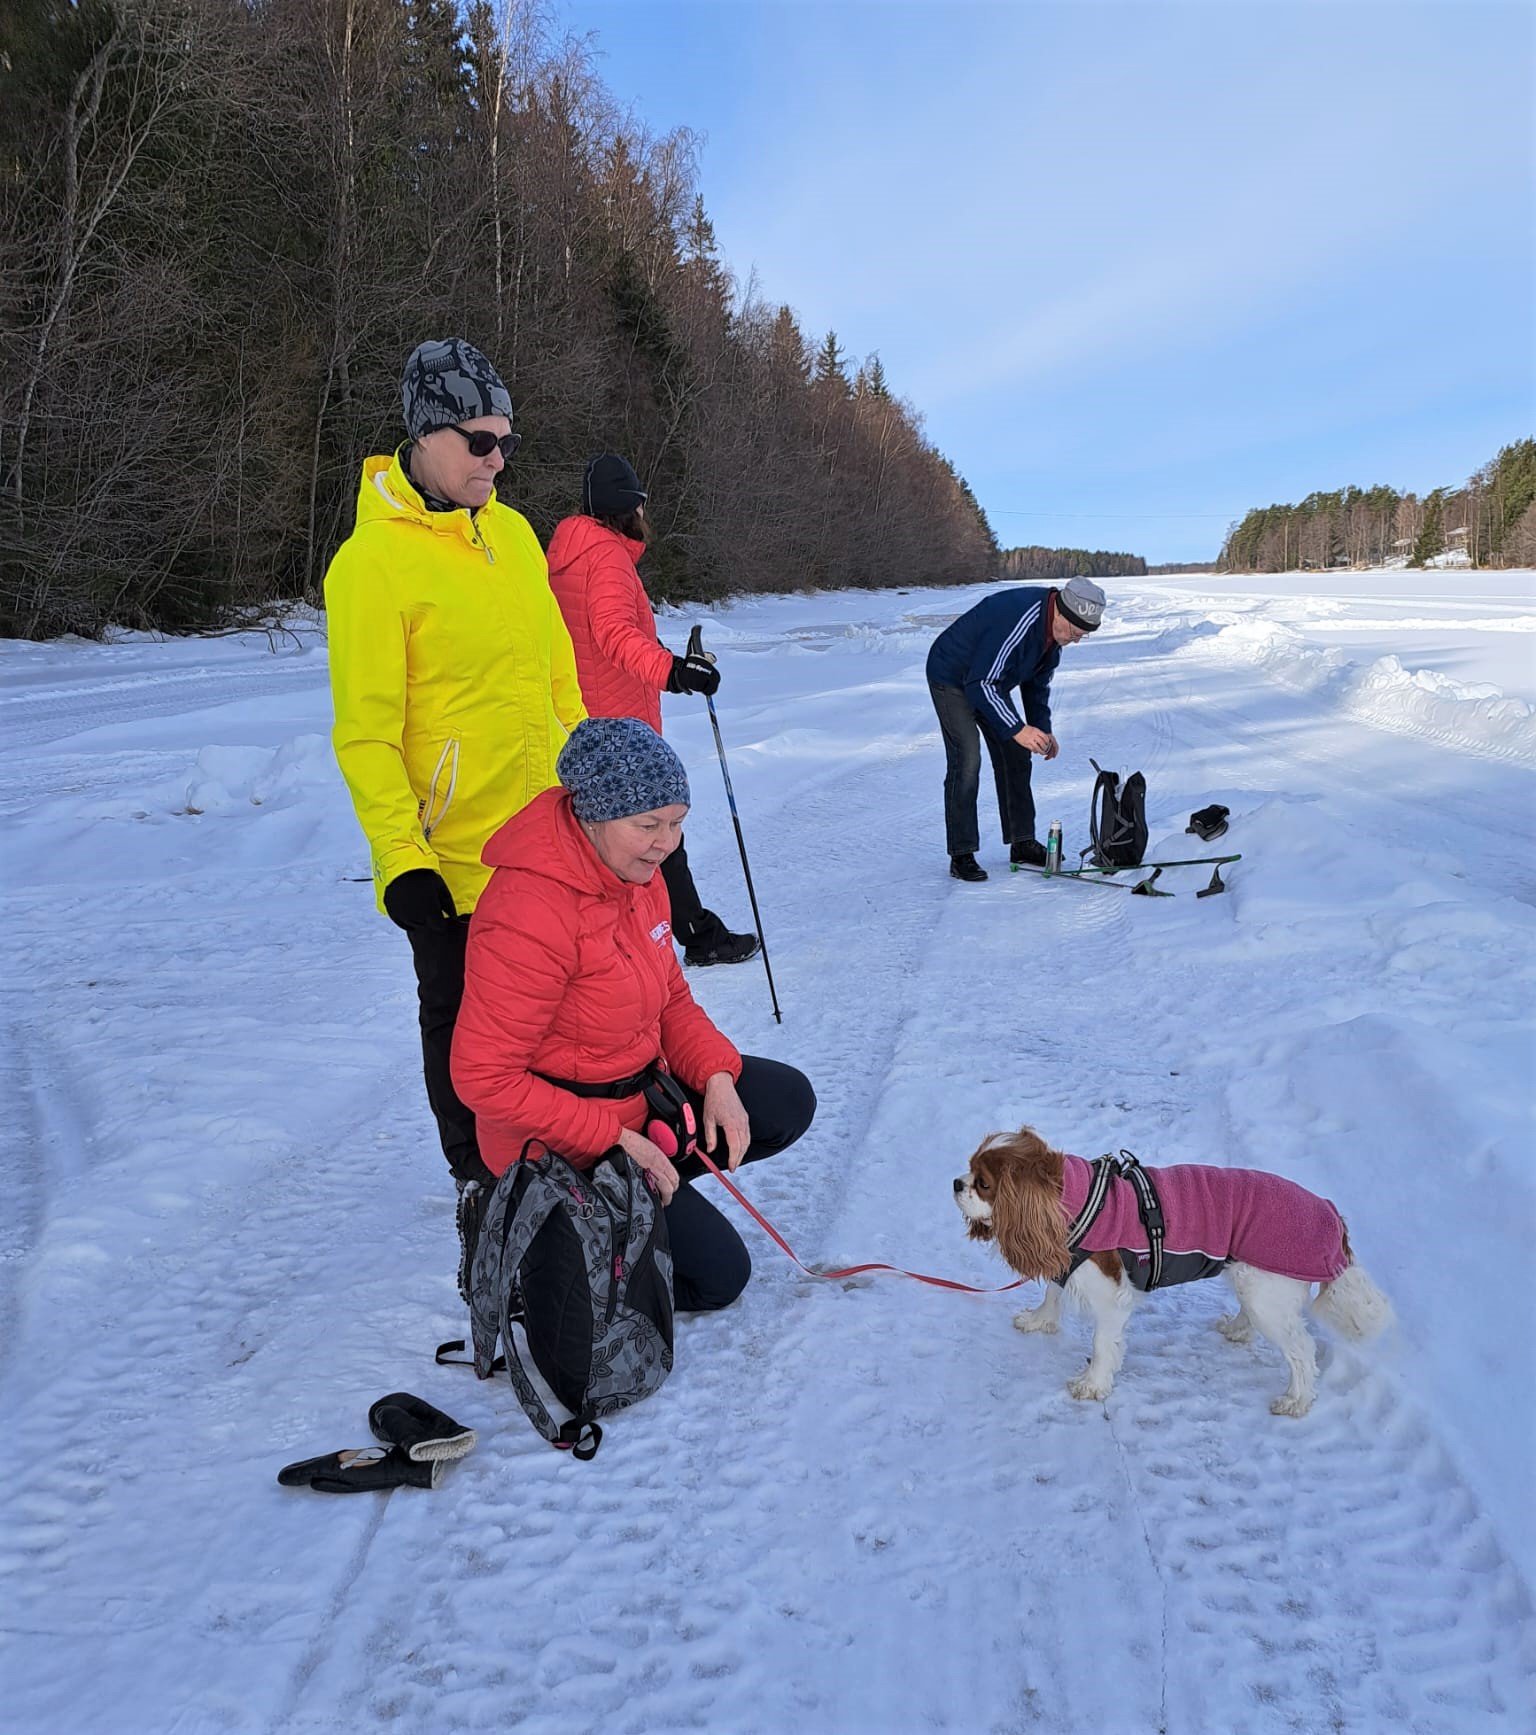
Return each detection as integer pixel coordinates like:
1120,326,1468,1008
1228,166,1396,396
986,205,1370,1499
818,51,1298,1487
546,515,674,730
451,786,742,1173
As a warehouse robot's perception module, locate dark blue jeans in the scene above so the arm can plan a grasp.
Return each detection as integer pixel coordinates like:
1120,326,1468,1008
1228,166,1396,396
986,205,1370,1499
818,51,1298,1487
929,681,1037,857
664,1056,816,1311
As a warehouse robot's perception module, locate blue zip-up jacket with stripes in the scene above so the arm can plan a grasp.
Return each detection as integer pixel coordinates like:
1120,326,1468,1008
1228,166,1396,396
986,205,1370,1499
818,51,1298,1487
925,587,1061,740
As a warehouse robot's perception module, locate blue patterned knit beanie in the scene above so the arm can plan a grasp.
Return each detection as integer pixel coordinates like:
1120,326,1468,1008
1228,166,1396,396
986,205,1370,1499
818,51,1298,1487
558,718,690,823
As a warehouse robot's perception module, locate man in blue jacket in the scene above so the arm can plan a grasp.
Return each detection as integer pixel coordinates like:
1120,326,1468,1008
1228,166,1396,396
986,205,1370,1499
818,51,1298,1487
925,576,1106,881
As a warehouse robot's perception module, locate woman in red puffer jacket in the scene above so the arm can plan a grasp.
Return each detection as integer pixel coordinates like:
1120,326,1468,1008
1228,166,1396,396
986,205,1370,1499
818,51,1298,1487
451,717,815,1311
546,453,759,969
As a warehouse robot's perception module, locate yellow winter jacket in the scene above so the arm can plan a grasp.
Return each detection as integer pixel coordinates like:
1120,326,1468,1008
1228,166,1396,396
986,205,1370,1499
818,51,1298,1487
324,452,586,916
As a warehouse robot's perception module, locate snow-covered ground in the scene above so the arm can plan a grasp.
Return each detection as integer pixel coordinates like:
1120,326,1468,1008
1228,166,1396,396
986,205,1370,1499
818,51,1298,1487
1135,569,1536,709
3,569,1533,1733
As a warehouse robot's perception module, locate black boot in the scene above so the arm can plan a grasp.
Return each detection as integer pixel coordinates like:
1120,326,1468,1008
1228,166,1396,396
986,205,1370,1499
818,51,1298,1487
683,911,761,967
949,853,988,882
367,1392,477,1463
1009,840,1047,868
455,1177,487,1307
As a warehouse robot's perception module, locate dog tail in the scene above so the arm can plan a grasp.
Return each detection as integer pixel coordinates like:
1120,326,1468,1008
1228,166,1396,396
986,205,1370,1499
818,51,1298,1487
1313,1262,1394,1342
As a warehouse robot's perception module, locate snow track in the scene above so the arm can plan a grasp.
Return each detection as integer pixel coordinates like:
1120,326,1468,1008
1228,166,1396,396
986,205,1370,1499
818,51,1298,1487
1,579,1532,1732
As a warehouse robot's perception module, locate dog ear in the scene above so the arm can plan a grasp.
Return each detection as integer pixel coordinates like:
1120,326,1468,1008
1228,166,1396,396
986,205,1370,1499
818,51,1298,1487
988,1134,1070,1280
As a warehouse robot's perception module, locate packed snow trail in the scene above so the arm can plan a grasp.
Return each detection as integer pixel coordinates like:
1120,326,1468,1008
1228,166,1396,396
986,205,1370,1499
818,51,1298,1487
1,576,1532,1733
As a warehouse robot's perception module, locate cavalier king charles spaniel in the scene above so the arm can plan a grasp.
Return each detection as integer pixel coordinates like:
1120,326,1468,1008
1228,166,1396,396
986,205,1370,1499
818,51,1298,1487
954,1127,1392,1415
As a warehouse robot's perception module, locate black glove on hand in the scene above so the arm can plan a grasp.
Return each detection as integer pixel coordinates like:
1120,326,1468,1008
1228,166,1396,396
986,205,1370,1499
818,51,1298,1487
383,868,457,932
666,653,720,698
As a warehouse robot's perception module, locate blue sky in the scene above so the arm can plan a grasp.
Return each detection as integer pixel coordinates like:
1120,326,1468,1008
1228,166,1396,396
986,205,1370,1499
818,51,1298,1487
561,0,1534,562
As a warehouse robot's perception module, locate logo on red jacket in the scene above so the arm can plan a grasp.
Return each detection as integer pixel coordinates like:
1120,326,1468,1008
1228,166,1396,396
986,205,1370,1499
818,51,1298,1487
650,920,671,945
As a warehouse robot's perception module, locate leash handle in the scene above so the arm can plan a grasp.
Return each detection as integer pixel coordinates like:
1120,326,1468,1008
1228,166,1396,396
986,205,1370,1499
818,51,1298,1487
689,1146,1024,1295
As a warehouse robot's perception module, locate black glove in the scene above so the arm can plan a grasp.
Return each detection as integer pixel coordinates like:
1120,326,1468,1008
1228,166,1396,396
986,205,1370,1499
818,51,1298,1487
368,1392,477,1463
666,653,720,698
277,1445,437,1493
383,868,457,932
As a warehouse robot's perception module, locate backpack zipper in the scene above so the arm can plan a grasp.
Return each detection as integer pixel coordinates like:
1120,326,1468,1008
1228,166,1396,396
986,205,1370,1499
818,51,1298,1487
606,1163,636,1325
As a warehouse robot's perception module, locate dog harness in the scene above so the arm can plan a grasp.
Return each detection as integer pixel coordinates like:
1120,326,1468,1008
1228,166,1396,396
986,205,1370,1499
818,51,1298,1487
1060,1149,1349,1292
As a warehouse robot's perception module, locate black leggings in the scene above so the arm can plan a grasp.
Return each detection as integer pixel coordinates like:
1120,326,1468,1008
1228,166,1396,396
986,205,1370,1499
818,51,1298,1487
663,1055,816,1311
403,915,488,1185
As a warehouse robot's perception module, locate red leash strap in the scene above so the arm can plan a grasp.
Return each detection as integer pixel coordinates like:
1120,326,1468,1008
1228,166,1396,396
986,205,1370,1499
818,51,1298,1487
690,1147,1024,1294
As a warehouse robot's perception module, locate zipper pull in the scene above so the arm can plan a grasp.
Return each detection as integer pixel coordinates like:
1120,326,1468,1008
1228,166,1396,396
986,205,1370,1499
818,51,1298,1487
470,518,497,564
613,1255,624,1284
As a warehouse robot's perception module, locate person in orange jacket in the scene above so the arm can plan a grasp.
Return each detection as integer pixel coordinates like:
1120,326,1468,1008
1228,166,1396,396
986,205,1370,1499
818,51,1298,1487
452,718,815,1310
546,453,759,968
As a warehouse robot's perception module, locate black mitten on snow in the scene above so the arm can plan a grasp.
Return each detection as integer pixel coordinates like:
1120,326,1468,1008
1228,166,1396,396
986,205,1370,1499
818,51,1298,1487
277,1445,437,1493
666,653,720,698
1186,804,1230,843
368,1392,477,1463
383,868,457,932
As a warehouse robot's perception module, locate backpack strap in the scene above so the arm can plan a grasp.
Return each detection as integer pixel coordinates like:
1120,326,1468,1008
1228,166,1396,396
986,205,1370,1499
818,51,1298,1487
558,1418,603,1461
1083,759,1120,867
473,1148,622,1453
434,1338,504,1374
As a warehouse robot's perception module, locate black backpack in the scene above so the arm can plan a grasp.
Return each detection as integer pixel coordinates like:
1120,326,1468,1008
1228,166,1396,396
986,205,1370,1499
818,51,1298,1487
1084,759,1148,868
452,1145,675,1460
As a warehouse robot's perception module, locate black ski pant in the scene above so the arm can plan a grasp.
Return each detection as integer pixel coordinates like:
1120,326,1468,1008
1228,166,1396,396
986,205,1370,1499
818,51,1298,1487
929,679,1037,857
660,833,714,946
663,1055,816,1311
403,915,490,1186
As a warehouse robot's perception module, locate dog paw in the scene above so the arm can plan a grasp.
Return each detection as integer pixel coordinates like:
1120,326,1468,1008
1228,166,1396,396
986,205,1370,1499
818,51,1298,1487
1270,1392,1314,1418
1012,1309,1059,1335
1217,1313,1254,1344
1068,1374,1113,1402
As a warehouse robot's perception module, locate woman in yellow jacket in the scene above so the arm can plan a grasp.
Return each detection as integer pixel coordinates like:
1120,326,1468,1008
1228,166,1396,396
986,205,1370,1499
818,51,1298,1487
325,338,585,1248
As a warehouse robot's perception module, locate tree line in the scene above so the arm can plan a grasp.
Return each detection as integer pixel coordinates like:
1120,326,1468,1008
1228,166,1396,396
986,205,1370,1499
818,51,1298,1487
998,545,1147,580
0,0,998,639
1219,439,1536,573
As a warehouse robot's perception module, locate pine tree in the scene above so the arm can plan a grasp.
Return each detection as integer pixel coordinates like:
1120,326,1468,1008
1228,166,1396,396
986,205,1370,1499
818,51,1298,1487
813,329,848,392
1410,489,1445,567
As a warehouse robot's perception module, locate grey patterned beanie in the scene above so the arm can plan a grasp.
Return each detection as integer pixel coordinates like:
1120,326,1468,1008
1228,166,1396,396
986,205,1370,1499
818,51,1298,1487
1058,575,1107,632
401,338,513,438
558,718,690,823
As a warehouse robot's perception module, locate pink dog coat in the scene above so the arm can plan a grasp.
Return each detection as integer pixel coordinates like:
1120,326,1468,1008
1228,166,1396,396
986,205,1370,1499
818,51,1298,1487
1060,1152,1349,1285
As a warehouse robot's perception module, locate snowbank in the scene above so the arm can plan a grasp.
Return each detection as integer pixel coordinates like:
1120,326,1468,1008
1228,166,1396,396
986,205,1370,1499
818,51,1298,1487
1172,616,1536,765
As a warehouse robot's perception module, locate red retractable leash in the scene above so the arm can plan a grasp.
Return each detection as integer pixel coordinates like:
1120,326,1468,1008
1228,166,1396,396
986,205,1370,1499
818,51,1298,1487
692,1146,1024,1293
642,1071,1022,1296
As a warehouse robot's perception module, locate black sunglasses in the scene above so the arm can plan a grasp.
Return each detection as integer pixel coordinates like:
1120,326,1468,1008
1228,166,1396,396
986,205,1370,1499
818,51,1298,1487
443,425,521,461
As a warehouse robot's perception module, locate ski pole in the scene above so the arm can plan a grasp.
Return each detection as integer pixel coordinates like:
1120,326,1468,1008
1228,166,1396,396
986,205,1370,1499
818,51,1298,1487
687,625,783,1024
1020,852,1242,878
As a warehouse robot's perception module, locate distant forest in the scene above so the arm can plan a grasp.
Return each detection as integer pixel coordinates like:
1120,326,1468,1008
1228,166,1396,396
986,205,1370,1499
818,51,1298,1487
999,546,1147,580
0,0,997,639
1219,439,1535,573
